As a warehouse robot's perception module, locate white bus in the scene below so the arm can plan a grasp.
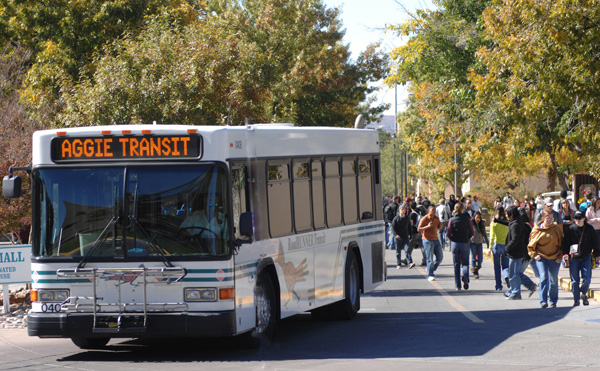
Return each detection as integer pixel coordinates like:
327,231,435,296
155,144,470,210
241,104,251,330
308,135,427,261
3,124,386,348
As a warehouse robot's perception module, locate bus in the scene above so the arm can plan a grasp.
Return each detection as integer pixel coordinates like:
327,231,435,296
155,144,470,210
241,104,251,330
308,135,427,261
2,123,386,349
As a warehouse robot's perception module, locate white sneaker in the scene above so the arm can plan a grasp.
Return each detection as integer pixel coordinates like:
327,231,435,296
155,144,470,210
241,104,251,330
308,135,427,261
428,276,435,281
396,265,401,270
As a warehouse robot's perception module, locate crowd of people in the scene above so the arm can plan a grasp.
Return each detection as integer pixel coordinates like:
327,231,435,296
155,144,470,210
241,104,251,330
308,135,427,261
383,190,600,307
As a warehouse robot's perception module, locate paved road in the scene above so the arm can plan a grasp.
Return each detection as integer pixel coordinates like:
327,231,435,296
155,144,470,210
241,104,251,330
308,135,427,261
2,249,600,370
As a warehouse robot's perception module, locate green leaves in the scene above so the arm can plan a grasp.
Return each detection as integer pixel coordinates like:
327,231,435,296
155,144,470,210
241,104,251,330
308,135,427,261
1,0,389,127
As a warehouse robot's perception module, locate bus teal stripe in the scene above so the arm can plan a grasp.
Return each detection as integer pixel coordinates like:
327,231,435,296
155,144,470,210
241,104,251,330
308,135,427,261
32,271,58,275
186,268,234,274
36,279,91,284
182,277,234,282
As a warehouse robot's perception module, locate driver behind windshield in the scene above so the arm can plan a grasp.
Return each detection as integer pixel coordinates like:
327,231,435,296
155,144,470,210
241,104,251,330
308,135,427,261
179,194,226,238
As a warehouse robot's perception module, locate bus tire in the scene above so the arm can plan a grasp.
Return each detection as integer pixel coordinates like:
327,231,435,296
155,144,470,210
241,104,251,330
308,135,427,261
70,336,110,349
334,251,360,320
239,272,277,348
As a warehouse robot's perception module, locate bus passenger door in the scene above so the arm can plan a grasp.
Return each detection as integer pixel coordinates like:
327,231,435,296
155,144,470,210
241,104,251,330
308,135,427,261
230,163,256,333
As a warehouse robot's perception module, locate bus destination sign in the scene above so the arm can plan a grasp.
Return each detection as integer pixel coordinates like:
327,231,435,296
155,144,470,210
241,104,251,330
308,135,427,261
51,135,202,162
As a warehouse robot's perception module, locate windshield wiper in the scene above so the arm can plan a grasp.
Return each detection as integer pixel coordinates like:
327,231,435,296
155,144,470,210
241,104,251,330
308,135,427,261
77,215,119,269
77,185,121,269
130,183,173,268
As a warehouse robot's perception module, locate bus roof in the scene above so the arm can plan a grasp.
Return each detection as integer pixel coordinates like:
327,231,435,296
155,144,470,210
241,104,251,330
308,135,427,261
31,124,380,166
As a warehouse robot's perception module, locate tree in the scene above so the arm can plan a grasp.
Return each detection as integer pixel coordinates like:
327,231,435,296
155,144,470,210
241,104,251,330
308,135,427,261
0,0,202,122
0,44,39,240
2,0,389,127
388,0,491,194
473,0,600,188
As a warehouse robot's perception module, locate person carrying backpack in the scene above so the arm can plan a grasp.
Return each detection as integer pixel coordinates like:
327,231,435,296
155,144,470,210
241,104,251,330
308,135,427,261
504,206,536,300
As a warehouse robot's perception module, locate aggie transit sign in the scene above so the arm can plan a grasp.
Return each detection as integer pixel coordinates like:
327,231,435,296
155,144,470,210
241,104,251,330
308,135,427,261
0,245,31,284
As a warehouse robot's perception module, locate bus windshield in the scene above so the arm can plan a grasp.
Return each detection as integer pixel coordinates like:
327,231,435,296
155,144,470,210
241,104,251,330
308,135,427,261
32,165,230,259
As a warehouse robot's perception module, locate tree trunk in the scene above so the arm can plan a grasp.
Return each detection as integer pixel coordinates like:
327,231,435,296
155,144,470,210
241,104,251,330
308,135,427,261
548,152,569,191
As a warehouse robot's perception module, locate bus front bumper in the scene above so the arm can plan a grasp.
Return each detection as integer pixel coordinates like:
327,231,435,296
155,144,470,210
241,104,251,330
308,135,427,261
27,311,237,338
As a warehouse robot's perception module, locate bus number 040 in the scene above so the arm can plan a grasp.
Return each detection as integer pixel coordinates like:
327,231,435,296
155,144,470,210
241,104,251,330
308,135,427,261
41,303,62,313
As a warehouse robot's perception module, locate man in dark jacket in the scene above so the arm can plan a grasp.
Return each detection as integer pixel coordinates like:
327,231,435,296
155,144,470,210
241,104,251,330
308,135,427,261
446,203,474,290
504,206,536,300
563,211,600,306
392,205,413,269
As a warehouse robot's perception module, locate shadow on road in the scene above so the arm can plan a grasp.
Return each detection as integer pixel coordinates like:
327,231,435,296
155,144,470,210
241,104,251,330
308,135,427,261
56,306,574,363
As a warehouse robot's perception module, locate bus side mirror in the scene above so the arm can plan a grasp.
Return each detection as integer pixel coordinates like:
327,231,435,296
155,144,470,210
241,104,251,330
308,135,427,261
239,212,254,239
3,175,22,198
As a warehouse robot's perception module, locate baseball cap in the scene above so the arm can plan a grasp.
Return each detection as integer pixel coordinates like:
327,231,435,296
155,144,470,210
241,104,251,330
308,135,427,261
544,197,554,206
560,190,568,198
574,211,585,219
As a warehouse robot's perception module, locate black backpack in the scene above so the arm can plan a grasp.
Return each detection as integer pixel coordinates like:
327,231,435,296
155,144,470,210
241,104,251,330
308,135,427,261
384,203,396,222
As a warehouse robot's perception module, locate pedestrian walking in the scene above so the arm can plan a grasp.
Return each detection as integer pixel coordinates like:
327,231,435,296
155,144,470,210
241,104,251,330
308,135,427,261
392,205,413,269
418,205,443,281
410,201,427,266
563,211,600,306
384,196,400,249
490,206,509,291
528,209,565,308
446,202,474,290
469,211,489,279
448,194,458,215
534,197,563,225
504,206,536,300
519,206,539,279
471,195,482,213
585,197,600,241
436,198,451,250
503,191,515,210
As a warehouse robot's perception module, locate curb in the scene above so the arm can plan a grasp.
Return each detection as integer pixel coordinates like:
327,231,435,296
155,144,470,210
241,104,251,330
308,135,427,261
482,248,598,302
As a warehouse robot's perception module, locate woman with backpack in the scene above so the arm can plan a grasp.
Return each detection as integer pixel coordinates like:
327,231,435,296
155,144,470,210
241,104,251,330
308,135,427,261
504,206,536,300
469,211,489,279
490,206,509,291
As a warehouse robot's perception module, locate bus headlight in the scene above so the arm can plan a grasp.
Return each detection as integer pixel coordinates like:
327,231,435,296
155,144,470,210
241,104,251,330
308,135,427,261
184,288,217,302
33,289,70,302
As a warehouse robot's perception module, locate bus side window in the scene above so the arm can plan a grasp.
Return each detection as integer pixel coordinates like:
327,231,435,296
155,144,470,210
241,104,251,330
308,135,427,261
231,165,248,239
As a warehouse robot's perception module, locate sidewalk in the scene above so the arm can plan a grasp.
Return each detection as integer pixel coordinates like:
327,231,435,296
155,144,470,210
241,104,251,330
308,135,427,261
482,248,600,302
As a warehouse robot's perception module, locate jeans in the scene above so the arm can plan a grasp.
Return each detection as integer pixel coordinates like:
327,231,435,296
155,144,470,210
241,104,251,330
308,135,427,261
528,258,540,278
450,241,470,288
396,237,412,266
423,239,443,277
506,257,535,297
387,223,394,249
536,258,561,305
469,243,483,269
570,256,592,302
438,225,447,247
492,243,509,290
410,233,426,264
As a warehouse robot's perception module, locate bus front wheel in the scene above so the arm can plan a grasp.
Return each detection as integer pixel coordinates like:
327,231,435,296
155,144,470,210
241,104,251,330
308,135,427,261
239,272,277,348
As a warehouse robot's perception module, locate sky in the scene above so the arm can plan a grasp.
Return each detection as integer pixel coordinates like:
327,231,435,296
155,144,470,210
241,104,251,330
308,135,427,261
323,0,433,117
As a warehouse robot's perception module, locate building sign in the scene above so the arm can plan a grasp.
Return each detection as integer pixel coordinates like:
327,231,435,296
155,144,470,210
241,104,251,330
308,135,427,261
0,245,31,284
51,135,202,162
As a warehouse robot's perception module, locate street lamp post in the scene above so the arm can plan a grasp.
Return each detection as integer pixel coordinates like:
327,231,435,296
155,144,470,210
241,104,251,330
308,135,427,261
393,133,398,197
